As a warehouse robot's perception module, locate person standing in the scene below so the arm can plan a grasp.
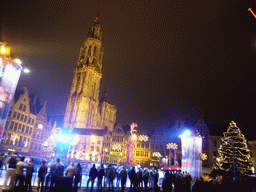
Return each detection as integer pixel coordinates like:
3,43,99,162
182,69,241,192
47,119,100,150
15,156,26,189
3,152,19,190
97,164,105,192
120,167,127,192
50,158,63,192
106,165,114,192
153,169,159,189
25,158,34,192
65,162,78,177
37,160,48,192
128,167,137,192
87,164,98,192
65,162,77,192
137,168,143,190
74,163,82,192
142,168,149,192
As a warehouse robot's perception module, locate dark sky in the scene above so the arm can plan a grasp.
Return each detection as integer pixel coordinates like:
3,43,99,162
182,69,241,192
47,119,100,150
1,0,256,139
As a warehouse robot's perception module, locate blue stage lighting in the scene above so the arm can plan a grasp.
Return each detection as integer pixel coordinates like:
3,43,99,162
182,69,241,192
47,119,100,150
56,132,72,143
179,130,192,138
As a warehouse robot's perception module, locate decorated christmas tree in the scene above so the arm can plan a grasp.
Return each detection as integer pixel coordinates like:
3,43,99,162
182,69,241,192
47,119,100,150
216,121,253,176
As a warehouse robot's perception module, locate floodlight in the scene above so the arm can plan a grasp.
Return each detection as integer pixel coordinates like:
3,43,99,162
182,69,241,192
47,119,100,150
56,133,72,143
179,130,191,138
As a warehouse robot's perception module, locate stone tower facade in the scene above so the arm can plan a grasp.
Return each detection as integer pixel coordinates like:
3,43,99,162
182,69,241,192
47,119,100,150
64,14,116,132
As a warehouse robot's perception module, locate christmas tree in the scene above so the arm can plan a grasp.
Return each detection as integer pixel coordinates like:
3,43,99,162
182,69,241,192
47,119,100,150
216,121,253,176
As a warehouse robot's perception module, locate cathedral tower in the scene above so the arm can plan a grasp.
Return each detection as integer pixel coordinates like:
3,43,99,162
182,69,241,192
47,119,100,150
64,14,105,130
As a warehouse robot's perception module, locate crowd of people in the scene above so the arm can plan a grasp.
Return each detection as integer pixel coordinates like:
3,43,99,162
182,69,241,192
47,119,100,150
1,152,256,192
1,152,83,192
1,152,161,192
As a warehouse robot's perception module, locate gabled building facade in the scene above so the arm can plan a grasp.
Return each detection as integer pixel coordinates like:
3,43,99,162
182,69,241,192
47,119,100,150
0,87,52,156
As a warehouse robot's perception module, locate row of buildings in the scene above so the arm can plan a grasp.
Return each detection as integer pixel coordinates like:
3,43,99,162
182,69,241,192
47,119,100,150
0,84,222,171
1,14,255,175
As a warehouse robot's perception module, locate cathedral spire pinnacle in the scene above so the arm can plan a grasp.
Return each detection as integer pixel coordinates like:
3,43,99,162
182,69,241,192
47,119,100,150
88,12,101,41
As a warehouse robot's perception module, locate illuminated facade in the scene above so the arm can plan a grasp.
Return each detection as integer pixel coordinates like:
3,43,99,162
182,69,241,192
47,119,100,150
64,14,117,162
0,88,52,156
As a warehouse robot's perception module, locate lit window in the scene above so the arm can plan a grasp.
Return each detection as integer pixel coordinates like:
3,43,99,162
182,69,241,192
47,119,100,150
38,124,43,129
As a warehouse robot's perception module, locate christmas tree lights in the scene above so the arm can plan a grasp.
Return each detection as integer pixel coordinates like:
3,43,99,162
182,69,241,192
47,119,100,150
216,121,253,176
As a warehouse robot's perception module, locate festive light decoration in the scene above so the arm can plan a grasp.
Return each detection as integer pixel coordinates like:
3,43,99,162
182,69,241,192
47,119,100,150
167,142,178,150
153,152,162,158
112,143,122,151
216,121,253,176
138,135,149,142
201,153,207,160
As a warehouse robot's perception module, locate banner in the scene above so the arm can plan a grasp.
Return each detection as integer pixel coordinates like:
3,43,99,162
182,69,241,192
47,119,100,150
181,136,202,178
0,55,22,141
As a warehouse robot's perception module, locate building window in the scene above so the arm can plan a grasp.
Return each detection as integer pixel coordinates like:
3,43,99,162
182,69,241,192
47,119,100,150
24,116,27,122
19,104,23,110
20,115,24,122
14,123,18,131
18,124,22,132
91,146,94,151
9,122,14,130
137,144,140,148
28,118,31,124
141,151,145,157
141,144,145,148
25,126,29,134
30,142,34,150
18,136,23,147
23,105,26,112
136,151,140,156
17,113,20,120
13,112,17,118
29,127,32,135
31,119,34,125
22,125,25,133
146,144,149,148
145,151,149,157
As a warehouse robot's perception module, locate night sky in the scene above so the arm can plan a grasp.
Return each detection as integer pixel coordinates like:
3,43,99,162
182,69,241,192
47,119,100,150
1,0,256,139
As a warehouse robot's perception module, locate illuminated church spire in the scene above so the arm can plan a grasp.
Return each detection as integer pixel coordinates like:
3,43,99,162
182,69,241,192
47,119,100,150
64,13,105,130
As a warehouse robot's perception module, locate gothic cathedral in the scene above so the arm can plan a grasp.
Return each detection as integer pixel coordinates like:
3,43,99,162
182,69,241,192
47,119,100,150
64,14,116,132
